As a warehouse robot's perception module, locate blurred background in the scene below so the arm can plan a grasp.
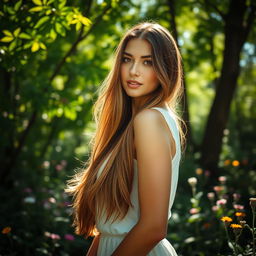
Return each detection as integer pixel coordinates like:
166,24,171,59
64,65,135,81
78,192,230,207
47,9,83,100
0,0,255,255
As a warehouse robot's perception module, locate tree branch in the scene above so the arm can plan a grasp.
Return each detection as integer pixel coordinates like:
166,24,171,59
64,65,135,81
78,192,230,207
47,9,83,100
50,3,112,82
2,2,113,183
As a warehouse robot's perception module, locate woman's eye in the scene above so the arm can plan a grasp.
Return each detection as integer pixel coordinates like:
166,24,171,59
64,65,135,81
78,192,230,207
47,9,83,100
122,57,130,63
144,60,153,66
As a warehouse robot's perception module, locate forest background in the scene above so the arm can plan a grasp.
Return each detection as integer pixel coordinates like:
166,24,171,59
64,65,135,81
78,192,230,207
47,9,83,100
0,0,255,255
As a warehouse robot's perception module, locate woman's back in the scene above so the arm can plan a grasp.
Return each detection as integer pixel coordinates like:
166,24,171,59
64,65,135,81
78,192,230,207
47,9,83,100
95,106,181,256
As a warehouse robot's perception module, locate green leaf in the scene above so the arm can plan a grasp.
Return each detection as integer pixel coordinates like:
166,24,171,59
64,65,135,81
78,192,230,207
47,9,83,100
75,22,81,31
6,6,15,15
58,0,66,9
39,42,46,50
80,16,92,26
9,39,17,51
31,41,40,52
3,30,12,37
35,16,50,28
47,0,54,5
32,0,42,6
24,41,33,49
45,9,51,15
29,6,44,12
13,28,21,37
228,241,235,250
55,22,65,36
195,191,203,200
14,0,22,11
0,36,13,42
19,33,31,39
188,213,202,223
49,29,57,40
64,107,77,120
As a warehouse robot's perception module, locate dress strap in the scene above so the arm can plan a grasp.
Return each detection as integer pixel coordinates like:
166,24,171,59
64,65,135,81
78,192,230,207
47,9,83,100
150,107,181,158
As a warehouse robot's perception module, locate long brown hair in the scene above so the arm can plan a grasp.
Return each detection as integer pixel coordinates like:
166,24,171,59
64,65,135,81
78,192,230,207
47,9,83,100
65,21,185,238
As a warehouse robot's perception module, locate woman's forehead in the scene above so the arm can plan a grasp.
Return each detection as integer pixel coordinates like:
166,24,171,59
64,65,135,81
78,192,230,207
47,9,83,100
124,38,152,57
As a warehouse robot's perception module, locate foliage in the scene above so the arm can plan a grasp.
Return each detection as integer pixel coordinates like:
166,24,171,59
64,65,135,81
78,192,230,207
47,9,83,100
168,157,256,256
0,0,255,255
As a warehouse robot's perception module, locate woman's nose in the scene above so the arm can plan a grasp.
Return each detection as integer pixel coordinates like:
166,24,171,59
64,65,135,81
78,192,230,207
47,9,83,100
129,62,140,76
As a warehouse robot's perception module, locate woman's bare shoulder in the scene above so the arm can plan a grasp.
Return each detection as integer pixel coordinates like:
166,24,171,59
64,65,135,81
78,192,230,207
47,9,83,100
133,108,164,128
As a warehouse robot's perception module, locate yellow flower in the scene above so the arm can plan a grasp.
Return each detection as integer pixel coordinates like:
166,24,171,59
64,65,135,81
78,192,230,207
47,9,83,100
230,224,242,229
232,160,240,167
220,216,233,222
2,226,11,234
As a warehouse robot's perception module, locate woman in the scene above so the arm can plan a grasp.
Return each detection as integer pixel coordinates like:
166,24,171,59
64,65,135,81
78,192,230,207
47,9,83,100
66,21,185,256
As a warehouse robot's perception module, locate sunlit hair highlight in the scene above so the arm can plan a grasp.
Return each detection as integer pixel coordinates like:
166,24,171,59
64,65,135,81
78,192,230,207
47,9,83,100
65,21,185,238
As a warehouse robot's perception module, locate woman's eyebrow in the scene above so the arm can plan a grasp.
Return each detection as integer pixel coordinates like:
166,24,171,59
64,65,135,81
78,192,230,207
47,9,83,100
123,52,152,58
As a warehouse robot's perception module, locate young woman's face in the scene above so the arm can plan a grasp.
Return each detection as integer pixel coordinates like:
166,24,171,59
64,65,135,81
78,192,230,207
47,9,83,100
121,38,160,100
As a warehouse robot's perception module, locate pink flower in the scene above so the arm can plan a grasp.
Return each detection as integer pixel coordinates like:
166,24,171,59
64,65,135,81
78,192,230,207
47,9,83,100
48,197,56,204
50,233,60,240
189,208,199,215
218,176,227,184
55,164,63,171
44,231,60,240
233,204,244,210
212,205,219,212
207,192,215,200
43,161,50,169
213,186,224,192
216,199,227,206
64,234,75,241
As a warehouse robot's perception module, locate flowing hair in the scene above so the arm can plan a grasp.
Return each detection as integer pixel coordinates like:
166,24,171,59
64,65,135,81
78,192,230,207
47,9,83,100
65,21,185,238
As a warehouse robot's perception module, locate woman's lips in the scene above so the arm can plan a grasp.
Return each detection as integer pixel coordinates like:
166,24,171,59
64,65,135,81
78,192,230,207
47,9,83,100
127,80,142,88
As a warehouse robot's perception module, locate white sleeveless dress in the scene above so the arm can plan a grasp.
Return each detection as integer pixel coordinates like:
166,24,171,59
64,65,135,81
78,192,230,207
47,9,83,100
95,106,181,256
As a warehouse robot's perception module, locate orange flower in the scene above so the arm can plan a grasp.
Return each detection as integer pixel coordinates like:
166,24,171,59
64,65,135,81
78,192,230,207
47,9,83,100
235,212,246,217
2,226,11,234
232,160,240,167
220,216,232,222
195,168,203,175
230,223,243,235
230,224,242,229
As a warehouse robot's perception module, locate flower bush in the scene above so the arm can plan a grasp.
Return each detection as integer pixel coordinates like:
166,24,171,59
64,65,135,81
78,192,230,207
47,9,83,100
167,157,256,256
0,159,89,256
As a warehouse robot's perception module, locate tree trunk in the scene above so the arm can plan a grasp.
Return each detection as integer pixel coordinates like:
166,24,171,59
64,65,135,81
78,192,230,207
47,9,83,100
167,0,193,147
200,0,255,174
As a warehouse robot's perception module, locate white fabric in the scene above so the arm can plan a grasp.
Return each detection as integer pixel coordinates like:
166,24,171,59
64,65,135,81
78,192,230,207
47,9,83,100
95,106,181,256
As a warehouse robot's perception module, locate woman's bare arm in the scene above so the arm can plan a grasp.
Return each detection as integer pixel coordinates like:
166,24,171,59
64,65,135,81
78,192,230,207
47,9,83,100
86,233,101,256
111,109,175,256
